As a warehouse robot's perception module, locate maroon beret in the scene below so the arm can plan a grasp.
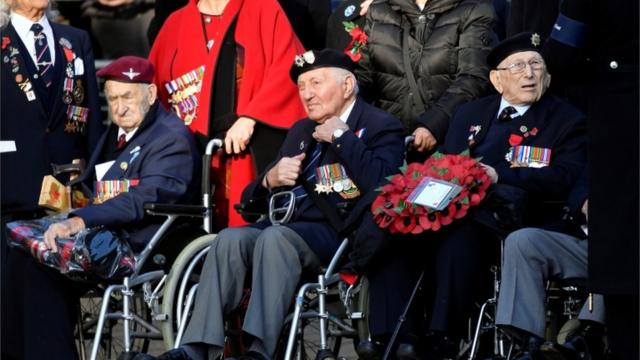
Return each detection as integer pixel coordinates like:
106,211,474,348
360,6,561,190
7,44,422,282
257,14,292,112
96,56,154,83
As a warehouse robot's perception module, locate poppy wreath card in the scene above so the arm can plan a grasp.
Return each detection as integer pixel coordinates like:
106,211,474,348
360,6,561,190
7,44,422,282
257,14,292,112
372,151,491,234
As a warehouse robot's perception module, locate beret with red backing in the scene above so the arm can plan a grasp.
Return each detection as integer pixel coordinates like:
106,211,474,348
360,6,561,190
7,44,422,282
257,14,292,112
96,56,154,83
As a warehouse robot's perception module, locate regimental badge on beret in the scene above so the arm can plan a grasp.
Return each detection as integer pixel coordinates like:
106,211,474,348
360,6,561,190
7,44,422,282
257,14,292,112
344,4,356,17
530,33,541,47
122,68,141,80
302,51,316,64
289,49,357,82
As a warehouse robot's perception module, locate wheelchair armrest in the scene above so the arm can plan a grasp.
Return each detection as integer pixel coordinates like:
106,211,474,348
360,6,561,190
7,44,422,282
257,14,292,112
144,203,206,217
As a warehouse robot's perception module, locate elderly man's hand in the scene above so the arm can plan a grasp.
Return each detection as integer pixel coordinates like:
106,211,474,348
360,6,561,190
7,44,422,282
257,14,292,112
360,0,374,15
581,199,588,223
412,127,437,152
225,117,256,154
312,117,349,143
43,217,86,253
480,163,499,184
97,0,134,6
263,153,306,188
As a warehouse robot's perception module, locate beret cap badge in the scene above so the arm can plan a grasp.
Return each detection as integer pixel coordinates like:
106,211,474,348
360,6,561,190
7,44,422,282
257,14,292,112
530,33,541,47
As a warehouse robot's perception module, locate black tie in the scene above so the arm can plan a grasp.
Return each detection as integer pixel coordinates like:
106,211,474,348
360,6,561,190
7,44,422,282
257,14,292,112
30,23,53,88
498,106,518,122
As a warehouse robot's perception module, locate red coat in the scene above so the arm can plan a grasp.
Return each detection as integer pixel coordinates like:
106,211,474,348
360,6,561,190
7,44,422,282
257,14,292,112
149,0,306,227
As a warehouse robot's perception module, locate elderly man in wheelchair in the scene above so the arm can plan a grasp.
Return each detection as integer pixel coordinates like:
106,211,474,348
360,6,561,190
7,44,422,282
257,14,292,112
134,49,406,360
4,56,199,360
495,170,606,360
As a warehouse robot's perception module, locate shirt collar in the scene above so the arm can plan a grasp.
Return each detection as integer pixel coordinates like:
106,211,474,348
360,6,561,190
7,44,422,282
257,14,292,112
498,98,530,118
338,99,356,124
10,11,51,39
118,127,139,142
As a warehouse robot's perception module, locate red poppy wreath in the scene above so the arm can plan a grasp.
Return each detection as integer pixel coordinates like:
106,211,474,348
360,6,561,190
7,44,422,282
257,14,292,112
372,151,490,234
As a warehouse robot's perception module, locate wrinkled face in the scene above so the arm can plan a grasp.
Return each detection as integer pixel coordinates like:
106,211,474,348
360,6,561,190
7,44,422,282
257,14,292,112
104,81,157,132
297,67,353,123
8,0,49,15
490,51,551,106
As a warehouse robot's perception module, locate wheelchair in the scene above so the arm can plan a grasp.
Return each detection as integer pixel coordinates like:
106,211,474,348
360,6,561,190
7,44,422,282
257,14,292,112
465,242,593,360
160,178,376,360
74,139,224,360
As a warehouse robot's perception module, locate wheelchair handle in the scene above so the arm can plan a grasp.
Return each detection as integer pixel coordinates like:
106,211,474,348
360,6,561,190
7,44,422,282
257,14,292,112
268,190,296,225
201,138,224,198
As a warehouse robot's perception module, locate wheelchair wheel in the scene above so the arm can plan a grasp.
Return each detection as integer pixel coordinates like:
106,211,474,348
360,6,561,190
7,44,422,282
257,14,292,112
273,276,370,359
76,289,151,359
160,234,217,349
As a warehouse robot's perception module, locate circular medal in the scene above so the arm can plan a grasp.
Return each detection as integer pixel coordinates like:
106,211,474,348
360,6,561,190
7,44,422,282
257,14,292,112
332,181,344,193
120,162,128,170
519,125,528,133
63,92,73,104
341,178,352,191
73,85,84,104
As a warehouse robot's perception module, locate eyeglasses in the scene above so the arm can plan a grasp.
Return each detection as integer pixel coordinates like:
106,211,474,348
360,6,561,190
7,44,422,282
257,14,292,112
496,59,545,74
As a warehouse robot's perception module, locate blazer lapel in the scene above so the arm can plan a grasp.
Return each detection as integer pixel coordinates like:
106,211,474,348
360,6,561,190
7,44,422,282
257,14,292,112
47,26,69,130
2,24,48,119
470,96,501,149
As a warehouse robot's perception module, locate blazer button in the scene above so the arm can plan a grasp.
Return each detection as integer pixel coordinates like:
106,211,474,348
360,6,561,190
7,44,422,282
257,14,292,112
33,74,39,79
609,60,619,69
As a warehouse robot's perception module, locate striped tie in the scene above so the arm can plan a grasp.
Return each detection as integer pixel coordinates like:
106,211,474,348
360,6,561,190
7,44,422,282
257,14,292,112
290,142,325,201
30,23,53,88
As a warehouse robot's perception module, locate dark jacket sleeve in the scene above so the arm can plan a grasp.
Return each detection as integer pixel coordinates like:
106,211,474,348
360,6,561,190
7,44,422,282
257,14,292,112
72,134,194,228
415,0,496,143
331,117,405,193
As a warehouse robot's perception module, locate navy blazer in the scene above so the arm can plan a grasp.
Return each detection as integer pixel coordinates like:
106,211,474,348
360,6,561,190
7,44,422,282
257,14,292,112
1,22,104,214
442,93,587,229
242,98,405,262
72,103,198,252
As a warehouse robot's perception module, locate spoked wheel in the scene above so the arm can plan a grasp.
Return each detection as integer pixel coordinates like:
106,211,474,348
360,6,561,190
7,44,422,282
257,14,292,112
276,312,343,360
160,234,217,349
76,289,151,359
273,276,370,360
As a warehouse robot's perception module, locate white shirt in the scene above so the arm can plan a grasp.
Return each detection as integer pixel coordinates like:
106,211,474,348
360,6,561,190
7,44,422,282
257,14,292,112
118,127,139,142
498,98,530,119
10,12,56,68
338,99,356,123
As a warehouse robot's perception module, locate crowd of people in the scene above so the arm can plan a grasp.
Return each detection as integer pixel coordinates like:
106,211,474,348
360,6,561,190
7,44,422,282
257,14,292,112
0,0,637,360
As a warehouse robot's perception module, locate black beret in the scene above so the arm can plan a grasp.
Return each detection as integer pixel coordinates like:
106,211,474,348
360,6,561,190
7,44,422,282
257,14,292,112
289,49,357,82
97,56,154,83
487,32,544,68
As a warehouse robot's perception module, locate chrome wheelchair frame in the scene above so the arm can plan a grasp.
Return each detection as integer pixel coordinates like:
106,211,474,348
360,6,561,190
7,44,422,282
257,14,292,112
78,139,223,360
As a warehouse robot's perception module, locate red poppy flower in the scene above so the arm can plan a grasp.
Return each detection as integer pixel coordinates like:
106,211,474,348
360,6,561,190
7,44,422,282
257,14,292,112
63,47,74,62
2,36,10,50
509,133,523,146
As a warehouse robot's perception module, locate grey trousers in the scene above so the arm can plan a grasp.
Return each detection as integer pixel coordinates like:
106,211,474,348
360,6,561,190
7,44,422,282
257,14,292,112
180,225,322,357
496,228,605,338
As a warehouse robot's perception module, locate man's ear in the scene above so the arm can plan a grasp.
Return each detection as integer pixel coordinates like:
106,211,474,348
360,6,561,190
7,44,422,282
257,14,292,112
343,75,356,99
147,83,158,105
489,70,503,94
